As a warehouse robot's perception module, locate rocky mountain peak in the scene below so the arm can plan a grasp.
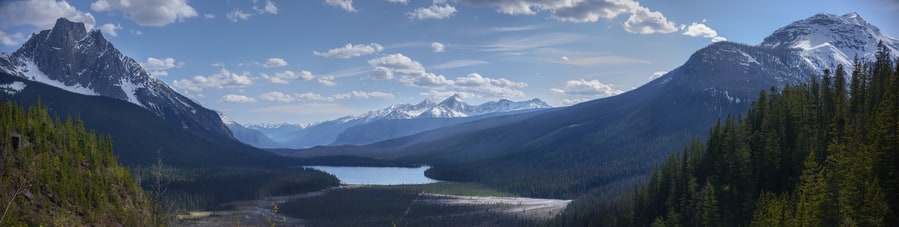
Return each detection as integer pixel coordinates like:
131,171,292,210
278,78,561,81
759,12,898,70
1,17,234,140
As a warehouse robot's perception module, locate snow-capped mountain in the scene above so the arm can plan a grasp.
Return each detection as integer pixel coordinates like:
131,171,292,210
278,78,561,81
760,12,899,73
243,95,551,148
0,18,233,139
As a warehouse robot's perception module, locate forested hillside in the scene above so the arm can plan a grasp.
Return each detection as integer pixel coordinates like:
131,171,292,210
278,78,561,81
558,43,898,226
0,100,156,225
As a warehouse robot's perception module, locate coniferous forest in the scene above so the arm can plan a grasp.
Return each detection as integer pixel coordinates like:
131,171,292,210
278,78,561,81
0,101,157,226
556,43,899,226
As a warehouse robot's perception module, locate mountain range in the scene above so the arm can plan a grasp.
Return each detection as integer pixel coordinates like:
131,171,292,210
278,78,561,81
283,13,898,198
231,94,551,148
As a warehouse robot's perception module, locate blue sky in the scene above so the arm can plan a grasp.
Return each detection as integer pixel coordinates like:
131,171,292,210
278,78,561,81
1,0,897,124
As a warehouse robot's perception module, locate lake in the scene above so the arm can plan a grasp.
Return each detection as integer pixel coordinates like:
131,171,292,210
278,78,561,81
305,165,440,185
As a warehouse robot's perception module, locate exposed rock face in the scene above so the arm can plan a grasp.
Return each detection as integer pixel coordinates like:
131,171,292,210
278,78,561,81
1,18,234,140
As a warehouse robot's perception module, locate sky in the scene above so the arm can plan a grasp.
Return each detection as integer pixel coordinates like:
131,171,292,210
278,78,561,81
0,0,897,124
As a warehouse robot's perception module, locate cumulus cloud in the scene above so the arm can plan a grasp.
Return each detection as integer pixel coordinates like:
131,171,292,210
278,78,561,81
98,23,122,37
261,70,315,84
0,31,26,46
368,53,526,98
623,5,678,34
459,0,678,34
0,0,96,32
551,79,623,97
431,42,446,53
370,67,394,80
318,76,337,86
143,57,181,70
408,4,457,20
227,9,252,22
259,90,393,102
262,58,288,68
204,13,215,19
450,73,527,98
172,68,253,92
325,0,356,12
142,57,182,76
90,0,197,27
222,94,257,103
314,43,384,59
683,22,727,42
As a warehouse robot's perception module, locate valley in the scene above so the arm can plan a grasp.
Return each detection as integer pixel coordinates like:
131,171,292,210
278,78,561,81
174,183,570,226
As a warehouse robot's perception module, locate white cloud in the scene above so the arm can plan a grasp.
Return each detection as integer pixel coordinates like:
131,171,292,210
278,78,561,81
227,9,252,22
172,68,253,92
460,0,678,34
260,90,392,102
222,94,257,103
0,0,96,31
131,29,143,36
431,42,446,53
261,70,315,84
0,31,26,46
370,67,394,80
98,23,122,37
450,73,527,98
143,57,181,70
90,0,197,27
253,0,278,14
683,22,727,42
432,60,488,70
325,0,356,12
333,90,395,100
314,43,384,59
260,91,302,102
204,13,215,19
318,76,337,86
386,0,409,4
408,4,457,20
368,53,429,81
623,5,678,34
142,57,182,76
262,58,288,68
368,53,526,98
561,56,570,61
551,79,622,97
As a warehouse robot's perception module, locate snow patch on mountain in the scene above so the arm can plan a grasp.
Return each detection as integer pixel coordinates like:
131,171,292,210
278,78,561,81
760,13,899,72
18,59,98,96
119,78,144,108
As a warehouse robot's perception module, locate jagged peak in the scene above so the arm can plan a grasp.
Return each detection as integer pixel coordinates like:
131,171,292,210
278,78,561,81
439,94,464,105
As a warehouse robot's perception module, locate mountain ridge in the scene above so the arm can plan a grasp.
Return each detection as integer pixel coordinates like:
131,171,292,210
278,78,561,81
241,94,552,148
